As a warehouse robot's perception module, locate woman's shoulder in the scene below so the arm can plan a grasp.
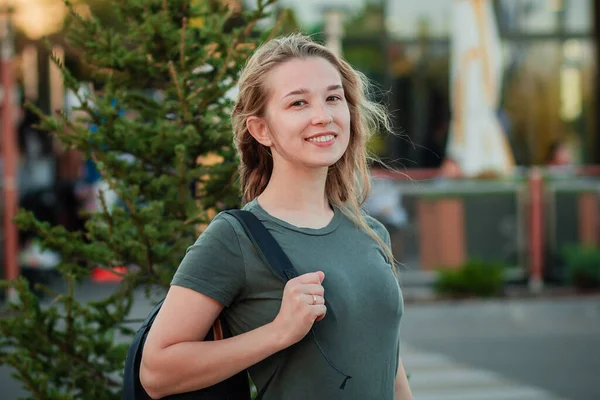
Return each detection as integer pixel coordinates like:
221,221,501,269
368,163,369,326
202,211,239,236
362,212,386,232
192,211,253,252
209,207,262,232
173,211,247,307
203,208,263,245
362,212,390,243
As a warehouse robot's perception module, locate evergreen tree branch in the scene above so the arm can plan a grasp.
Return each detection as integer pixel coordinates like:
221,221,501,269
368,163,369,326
3,288,122,390
89,152,156,275
52,103,184,181
176,148,188,215
98,188,115,237
187,81,207,102
268,7,288,41
45,334,121,389
162,0,170,26
14,365,45,399
22,347,54,388
65,275,75,354
189,21,259,105
213,38,239,92
59,85,103,128
5,314,118,396
195,44,242,109
193,3,276,108
141,3,159,40
180,16,187,70
168,61,189,121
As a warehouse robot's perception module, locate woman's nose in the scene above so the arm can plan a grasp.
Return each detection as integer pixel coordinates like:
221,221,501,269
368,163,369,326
311,103,333,126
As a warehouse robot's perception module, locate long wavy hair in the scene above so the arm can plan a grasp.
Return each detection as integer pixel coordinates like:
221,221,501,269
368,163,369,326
231,33,396,267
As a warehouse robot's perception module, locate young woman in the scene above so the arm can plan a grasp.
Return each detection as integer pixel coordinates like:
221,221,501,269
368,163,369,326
140,34,413,400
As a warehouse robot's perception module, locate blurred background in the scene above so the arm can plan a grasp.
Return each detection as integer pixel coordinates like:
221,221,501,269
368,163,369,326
1,0,599,399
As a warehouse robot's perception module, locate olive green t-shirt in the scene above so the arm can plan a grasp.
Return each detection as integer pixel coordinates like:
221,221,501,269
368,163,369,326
171,199,404,399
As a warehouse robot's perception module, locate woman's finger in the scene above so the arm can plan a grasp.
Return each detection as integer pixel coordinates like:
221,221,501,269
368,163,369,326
302,284,325,296
304,294,325,305
313,305,327,321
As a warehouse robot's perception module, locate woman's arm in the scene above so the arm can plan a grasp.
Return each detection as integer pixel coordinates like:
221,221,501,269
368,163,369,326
140,271,327,399
140,285,286,399
395,355,414,400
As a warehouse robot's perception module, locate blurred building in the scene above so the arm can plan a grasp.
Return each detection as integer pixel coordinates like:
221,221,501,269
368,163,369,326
273,0,598,168
7,1,599,170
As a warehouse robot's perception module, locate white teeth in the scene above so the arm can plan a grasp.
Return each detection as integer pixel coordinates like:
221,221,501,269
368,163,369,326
307,135,334,143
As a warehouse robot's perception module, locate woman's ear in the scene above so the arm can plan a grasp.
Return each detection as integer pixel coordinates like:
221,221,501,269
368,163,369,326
247,116,273,147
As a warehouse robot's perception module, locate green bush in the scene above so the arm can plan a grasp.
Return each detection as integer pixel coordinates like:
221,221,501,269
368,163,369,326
563,244,600,289
434,259,505,298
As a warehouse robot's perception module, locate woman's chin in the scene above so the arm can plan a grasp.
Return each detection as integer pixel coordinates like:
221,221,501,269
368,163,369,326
305,150,346,167
304,157,343,169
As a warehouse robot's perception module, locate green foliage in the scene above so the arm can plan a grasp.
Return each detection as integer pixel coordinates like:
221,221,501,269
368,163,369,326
563,244,600,289
1,277,133,399
344,45,385,78
434,259,506,298
1,0,280,398
366,132,386,156
344,1,385,38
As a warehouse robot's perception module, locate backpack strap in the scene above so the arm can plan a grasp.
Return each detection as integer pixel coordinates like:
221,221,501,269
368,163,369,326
223,209,299,282
223,209,298,399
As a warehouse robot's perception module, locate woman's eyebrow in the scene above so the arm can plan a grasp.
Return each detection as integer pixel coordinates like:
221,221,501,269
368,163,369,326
282,88,309,99
282,84,343,100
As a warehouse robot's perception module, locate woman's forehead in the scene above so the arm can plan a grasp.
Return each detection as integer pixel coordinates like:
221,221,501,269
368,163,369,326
265,57,343,98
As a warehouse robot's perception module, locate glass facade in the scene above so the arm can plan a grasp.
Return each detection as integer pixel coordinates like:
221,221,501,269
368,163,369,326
386,0,453,39
565,0,592,33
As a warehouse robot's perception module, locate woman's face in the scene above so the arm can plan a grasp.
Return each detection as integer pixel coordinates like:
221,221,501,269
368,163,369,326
254,57,351,170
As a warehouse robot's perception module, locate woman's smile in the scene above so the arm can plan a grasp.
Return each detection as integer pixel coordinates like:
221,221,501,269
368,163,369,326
306,132,337,147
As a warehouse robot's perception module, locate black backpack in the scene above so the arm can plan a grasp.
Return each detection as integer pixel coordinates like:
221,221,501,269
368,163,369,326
123,209,299,400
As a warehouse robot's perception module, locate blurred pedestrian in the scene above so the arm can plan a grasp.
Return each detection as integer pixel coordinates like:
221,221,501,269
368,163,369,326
545,140,572,167
140,34,412,399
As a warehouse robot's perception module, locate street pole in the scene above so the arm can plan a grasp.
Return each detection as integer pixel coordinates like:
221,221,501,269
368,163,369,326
595,0,600,163
324,8,344,57
1,4,19,302
528,167,544,294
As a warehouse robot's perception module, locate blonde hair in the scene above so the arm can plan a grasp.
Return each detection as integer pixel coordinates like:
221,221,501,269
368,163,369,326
231,33,396,268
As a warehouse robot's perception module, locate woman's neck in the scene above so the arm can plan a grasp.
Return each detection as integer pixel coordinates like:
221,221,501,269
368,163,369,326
257,164,333,227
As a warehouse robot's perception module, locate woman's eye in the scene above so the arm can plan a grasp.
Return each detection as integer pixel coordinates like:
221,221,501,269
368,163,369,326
327,96,342,102
291,100,306,107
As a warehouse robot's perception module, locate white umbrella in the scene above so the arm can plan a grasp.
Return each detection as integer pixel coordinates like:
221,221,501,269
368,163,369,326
446,0,514,177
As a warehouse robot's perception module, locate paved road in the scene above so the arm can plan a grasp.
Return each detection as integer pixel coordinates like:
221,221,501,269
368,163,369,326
402,346,565,400
401,296,600,400
2,280,599,399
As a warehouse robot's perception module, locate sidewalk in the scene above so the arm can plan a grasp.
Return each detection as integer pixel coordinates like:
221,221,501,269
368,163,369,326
403,346,566,400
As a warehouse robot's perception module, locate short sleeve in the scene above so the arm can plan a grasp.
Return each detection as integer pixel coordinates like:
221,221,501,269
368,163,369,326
363,213,394,269
171,214,246,307
365,214,392,248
